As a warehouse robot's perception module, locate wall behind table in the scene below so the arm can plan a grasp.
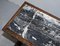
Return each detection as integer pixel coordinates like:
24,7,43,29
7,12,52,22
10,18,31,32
9,0,60,18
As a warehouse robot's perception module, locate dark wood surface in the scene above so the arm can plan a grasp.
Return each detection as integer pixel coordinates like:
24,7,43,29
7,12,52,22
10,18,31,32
14,41,27,46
